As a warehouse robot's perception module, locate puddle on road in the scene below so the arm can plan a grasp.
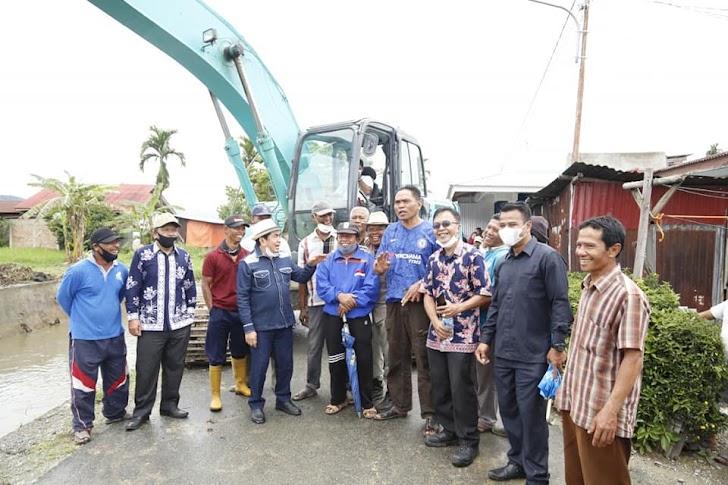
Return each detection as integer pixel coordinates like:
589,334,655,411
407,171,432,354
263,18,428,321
0,322,137,438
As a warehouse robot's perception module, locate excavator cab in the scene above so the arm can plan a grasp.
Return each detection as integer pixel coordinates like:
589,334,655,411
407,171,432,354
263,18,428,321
288,119,429,253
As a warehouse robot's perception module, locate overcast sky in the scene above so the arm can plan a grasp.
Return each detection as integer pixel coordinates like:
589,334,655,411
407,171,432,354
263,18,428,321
2,0,726,218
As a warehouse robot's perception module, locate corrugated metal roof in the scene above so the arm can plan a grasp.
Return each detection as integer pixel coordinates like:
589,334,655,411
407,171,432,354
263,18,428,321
0,201,22,214
15,184,157,211
530,163,644,200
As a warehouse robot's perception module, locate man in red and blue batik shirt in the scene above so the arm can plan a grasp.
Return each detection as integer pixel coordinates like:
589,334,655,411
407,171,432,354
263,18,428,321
423,208,491,468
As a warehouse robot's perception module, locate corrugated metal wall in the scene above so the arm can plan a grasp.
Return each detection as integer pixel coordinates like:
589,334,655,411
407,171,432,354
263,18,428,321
571,182,728,230
541,180,728,310
458,202,492,240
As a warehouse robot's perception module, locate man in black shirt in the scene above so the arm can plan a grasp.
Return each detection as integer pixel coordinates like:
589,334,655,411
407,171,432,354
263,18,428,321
476,202,573,484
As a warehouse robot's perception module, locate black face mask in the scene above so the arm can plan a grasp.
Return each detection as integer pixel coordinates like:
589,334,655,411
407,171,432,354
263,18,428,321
157,235,178,248
98,247,118,263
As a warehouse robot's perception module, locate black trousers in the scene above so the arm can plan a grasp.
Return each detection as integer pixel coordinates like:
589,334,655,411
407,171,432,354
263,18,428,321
428,348,479,447
496,359,550,484
324,313,373,408
133,325,191,418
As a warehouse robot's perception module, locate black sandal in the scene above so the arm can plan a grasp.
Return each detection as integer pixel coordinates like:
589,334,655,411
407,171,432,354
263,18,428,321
373,407,407,421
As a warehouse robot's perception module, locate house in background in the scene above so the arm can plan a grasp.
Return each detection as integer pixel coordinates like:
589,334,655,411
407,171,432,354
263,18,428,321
11,184,162,249
176,210,225,248
447,171,558,237
0,196,24,220
528,152,728,311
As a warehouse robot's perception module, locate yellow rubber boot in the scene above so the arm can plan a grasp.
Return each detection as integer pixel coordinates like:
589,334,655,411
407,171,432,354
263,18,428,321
209,365,223,411
231,357,251,397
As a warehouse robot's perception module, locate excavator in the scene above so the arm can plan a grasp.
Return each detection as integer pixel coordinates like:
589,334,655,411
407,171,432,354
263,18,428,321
89,0,453,252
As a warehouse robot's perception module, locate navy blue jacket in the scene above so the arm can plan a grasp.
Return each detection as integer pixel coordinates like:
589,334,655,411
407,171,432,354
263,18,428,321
237,246,316,333
316,246,380,319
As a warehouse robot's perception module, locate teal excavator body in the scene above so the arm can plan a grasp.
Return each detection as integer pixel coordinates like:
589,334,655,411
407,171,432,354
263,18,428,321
89,0,456,253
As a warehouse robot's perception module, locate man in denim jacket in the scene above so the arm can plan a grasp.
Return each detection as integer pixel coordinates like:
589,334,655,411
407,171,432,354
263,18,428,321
237,219,326,424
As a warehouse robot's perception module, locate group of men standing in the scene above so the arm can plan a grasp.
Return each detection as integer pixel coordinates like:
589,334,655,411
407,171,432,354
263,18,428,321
59,189,651,483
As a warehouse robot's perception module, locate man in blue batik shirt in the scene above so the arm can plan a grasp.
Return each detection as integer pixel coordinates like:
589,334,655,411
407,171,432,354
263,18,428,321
372,185,440,437
125,213,197,431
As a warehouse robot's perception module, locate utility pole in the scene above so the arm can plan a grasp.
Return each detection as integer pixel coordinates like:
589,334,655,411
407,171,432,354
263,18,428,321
529,1,590,163
632,168,654,278
571,1,590,163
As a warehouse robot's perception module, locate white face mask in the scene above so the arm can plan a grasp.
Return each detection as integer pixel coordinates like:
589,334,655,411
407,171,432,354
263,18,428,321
264,247,279,258
317,223,334,235
499,226,525,247
436,235,459,249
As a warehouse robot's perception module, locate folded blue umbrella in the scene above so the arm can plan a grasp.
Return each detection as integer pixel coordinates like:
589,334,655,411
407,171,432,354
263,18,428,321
538,364,562,399
341,316,362,418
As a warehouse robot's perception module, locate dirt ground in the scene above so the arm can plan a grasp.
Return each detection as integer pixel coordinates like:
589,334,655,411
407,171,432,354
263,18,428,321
0,263,53,287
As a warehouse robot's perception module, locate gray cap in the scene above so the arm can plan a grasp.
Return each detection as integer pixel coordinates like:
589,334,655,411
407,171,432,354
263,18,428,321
336,222,360,236
311,201,335,216
152,213,180,229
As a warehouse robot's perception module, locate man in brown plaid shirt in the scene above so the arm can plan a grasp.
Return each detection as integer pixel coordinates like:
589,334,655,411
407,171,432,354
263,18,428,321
555,216,650,484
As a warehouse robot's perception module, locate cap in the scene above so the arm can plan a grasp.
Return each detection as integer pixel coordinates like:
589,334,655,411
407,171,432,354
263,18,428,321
224,214,249,228
530,216,549,244
361,166,377,180
251,203,272,217
249,219,280,240
90,227,121,245
359,175,374,190
367,211,390,226
336,222,360,236
311,200,335,216
152,212,180,229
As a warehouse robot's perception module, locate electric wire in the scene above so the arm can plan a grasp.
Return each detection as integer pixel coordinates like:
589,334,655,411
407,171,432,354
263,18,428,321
493,0,578,177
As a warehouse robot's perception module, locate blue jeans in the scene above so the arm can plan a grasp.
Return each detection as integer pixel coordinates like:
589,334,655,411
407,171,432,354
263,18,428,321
205,307,249,366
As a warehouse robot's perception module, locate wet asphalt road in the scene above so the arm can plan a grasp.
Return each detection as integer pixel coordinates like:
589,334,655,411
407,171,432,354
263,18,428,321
37,326,565,484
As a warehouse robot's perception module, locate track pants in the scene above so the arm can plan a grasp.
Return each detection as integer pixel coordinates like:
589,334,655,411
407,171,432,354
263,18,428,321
69,334,128,431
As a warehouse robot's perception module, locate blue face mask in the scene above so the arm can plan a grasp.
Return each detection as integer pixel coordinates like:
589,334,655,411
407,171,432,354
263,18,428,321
340,243,357,255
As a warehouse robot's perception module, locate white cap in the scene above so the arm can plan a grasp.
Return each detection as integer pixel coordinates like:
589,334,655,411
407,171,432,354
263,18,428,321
249,219,280,240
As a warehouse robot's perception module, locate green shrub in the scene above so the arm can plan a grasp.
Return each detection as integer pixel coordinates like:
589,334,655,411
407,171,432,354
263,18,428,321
568,272,728,454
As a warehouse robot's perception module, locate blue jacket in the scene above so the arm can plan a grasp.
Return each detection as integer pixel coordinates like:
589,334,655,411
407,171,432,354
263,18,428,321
316,246,380,319
237,246,316,333
57,256,128,340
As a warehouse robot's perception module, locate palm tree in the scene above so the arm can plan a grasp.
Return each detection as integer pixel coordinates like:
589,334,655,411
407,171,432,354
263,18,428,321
139,125,186,193
23,173,115,263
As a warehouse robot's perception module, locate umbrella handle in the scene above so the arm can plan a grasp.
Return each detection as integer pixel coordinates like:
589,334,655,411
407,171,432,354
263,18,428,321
546,398,552,423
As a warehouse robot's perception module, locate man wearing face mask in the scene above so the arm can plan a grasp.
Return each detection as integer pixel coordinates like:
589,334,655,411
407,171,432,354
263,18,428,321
422,208,491,467
316,222,380,417
238,219,327,424
476,202,572,483
57,228,130,444
125,213,197,431
293,201,338,402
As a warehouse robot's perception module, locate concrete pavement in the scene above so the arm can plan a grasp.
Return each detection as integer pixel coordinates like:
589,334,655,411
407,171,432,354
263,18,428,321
36,326,571,484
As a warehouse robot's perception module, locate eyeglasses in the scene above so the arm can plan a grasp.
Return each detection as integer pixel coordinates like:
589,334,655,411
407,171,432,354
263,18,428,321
432,220,458,230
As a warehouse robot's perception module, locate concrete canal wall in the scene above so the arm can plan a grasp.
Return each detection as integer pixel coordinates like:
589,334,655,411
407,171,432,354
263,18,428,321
0,281,66,338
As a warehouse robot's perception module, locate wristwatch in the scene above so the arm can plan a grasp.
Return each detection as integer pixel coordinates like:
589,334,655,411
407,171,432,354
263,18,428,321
551,343,565,352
